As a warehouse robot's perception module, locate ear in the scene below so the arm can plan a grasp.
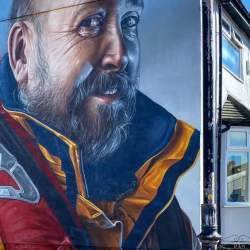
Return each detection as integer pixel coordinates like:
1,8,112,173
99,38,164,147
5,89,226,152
8,22,32,85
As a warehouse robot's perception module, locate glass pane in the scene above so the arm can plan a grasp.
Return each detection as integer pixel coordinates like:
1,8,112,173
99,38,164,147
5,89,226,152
227,152,248,202
222,36,241,78
229,131,247,147
222,19,230,34
234,31,242,44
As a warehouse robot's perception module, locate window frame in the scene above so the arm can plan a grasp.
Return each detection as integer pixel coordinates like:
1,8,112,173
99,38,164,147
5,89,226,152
222,17,244,82
224,127,250,207
222,18,231,37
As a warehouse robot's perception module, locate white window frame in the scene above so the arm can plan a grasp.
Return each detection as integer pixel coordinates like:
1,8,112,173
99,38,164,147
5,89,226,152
222,18,231,37
222,17,244,82
224,127,250,207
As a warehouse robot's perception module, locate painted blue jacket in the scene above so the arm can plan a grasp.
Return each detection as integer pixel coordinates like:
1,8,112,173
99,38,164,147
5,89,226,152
0,55,200,249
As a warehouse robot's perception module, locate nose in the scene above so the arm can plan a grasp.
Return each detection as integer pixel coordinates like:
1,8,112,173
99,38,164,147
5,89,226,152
101,29,128,72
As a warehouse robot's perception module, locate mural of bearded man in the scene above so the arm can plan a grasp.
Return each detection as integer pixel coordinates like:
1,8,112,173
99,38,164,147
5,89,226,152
0,0,200,249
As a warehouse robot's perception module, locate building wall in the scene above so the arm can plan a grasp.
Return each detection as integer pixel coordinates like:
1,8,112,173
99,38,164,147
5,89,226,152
213,0,250,244
221,12,250,108
139,0,202,234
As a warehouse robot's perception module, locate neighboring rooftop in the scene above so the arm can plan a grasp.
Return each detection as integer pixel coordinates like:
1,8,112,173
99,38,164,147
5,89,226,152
221,0,250,37
222,95,250,126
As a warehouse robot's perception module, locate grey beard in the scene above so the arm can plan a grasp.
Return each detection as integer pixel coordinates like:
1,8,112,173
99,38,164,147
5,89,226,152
18,44,136,164
64,71,136,164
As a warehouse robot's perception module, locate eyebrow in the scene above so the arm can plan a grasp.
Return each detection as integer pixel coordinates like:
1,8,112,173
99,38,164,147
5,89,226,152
126,0,144,9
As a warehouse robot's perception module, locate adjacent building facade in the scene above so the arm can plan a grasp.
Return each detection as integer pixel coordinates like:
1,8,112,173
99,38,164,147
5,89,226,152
212,0,250,246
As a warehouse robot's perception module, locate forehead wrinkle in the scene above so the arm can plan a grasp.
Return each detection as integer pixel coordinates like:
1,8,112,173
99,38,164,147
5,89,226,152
35,0,104,29
32,0,104,16
125,0,144,8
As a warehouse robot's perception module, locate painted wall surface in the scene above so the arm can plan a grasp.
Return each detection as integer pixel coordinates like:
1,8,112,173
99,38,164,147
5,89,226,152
139,0,202,234
213,1,250,244
0,1,201,249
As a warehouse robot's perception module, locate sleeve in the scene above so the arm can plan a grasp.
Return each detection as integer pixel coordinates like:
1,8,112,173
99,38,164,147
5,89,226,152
155,196,201,250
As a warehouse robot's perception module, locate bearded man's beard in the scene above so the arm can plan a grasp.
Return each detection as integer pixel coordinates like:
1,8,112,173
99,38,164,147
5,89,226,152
65,70,136,164
19,42,137,165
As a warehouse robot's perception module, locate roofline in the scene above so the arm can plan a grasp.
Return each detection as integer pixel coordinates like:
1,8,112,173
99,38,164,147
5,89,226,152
224,94,250,115
222,94,250,126
220,0,250,37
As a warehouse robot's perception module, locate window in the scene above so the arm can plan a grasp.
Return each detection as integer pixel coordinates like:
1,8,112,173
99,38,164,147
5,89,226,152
229,131,247,147
222,36,241,78
222,18,243,80
222,19,231,36
226,129,250,204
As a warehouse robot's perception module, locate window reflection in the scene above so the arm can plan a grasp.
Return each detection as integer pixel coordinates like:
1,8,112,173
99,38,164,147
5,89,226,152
229,131,247,147
222,35,241,78
227,152,248,202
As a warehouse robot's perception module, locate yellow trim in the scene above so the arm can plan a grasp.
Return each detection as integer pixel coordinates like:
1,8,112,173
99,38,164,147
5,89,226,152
4,107,107,221
4,107,199,248
137,149,200,249
3,107,108,219
38,144,62,166
4,107,86,197
76,120,199,248
0,238,4,250
76,194,104,221
38,144,67,190
117,120,198,241
8,113,35,137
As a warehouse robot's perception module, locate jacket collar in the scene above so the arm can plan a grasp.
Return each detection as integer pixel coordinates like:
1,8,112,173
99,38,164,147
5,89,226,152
0,54,177,201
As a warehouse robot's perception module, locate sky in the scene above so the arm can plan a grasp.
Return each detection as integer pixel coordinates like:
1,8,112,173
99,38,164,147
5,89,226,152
242,0,250,12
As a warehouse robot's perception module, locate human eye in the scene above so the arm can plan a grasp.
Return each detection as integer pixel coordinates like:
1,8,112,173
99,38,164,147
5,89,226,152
77,13,105,38
122,15,139,28
121,12,140,38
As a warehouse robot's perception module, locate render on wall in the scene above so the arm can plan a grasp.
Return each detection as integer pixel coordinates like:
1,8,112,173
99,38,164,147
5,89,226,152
0,1,201,249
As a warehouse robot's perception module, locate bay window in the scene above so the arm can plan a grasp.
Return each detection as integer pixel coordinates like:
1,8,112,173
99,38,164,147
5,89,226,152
226,129,250,204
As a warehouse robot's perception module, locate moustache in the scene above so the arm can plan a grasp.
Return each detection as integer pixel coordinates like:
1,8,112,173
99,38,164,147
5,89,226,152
68,67,135,109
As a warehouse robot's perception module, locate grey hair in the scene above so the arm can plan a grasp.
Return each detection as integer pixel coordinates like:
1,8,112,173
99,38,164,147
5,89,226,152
10,0,40,27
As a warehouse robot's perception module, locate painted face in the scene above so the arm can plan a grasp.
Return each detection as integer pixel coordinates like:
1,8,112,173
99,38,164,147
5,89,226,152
20,0,143,163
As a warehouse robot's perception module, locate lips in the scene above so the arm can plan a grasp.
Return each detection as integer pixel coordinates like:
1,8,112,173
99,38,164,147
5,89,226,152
90,88,119,104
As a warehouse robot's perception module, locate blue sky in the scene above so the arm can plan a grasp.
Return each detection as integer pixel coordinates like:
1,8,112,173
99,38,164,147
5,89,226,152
242,0,250,12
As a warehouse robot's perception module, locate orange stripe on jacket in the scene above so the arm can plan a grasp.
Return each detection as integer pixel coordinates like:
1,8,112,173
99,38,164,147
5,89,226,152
116,120,195,239
0,238,5,250
86,120,196,248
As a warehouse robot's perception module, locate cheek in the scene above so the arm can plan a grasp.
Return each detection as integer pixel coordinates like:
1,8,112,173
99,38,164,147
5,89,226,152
46,36,101,89
125,39,140,80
